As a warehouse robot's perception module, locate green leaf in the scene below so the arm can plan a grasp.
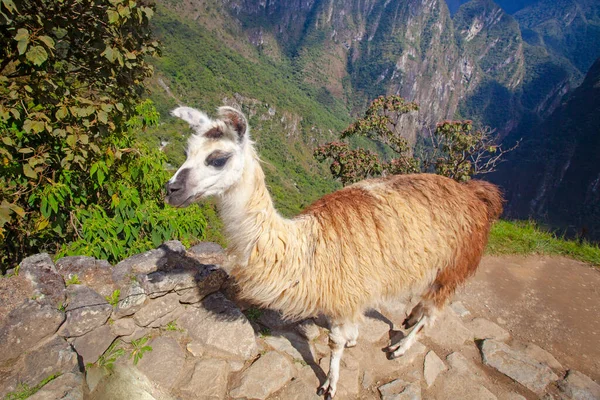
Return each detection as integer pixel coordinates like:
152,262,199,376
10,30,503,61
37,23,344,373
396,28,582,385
26,46,48,66
101,46,116,62
38,35,55,49
56,106,68,120
107,10,119,24
97,110,108,124
14,28,28,41
23,164,37,179
2,0,17,13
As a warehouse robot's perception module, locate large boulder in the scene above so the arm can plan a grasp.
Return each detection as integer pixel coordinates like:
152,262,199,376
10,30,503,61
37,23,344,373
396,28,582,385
58,285,112,337
28,372,84,400
0,300,65,367
558,370,600,400
113,281,147,319
133,292,181,327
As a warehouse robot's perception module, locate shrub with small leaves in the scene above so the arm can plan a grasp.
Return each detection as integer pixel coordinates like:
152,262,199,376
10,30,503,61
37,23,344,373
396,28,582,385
0,0,161,269
105,289,120,307
64,274,80,286
315,95,516,185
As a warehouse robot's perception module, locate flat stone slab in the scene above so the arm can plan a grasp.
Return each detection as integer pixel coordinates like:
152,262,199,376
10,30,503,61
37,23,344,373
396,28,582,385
558,369,600,400
72,325,117,365
23,336,80,387
19,253,66,307
178,293,257,360
230,351,292,399
133,292,180,327
424,350,448,387
180,359,229,399
480,339,559,394
136,336,186,390
511,342,562,371
58,285,112,337
113,282,147,319
361,312,392,343
379,379,421,400
424,309,473,349
434,370,497,400
465,318,510,341
0,300,65,366
264,331,315,363
56,256,116,297
28,372,84,400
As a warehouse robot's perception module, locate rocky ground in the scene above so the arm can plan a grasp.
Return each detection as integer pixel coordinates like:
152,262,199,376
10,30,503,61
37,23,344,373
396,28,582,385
0,241,599,400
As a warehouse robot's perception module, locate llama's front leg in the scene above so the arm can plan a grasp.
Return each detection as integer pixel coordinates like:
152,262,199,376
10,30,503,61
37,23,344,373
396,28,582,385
318,322,358,399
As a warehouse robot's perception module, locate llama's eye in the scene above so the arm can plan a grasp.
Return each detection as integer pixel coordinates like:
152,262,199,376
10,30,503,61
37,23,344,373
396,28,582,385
205,151,232,168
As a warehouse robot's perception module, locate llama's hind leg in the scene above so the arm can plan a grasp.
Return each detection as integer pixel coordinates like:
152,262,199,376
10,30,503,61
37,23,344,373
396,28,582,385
318,321,358,399
386,302,438,359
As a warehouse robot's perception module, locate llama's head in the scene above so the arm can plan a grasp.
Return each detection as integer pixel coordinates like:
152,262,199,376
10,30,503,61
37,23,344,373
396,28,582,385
165,106,249,207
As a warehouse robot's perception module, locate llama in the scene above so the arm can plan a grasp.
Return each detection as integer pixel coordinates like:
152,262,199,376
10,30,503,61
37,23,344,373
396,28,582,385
165,106,503,399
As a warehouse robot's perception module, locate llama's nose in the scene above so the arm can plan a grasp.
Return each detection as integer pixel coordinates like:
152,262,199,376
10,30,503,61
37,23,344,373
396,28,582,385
166,180,183,196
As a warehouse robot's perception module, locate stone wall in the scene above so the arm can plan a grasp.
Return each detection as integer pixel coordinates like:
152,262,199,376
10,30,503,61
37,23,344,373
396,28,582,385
1,242,599,400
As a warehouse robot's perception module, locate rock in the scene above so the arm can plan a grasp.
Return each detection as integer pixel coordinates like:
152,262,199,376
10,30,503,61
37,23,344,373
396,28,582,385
178,293,257,360
393,340,428,370
113,282,147,319
229,360,245,372
296,319,321,341
264,332,315,363
511,342,563,371
180,359,229,399
139,270,195,299
110,318,136,337
19,253,66,307
136,336,186,390
28,372,84,400
449,301,471,318
558,370,600,400
133,292,180,327
424,309,473,349
120,326,151,343
379,301,408,328
0,300,65,366
112,241,185,286
230,351,292,399
87,364,169,400
318,353,360,398
72,325,117,365
435,370,497,400
22,336,79,387
58,285,112,337
480,339,559,394
0,270,33,317
361,312,392,343
56,256,116,297
499,394,527,400
424,350,448,387
379,379,421,400
465,318,510,341
271,377,321,400
258,309,294,330
186,342,204,357
188,242,226,267
86,365,110,393
175,266,228,304
147,307,185,329
362,370,375,389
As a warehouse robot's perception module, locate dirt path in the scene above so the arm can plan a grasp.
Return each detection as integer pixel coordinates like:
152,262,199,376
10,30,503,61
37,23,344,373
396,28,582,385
456,255,600,382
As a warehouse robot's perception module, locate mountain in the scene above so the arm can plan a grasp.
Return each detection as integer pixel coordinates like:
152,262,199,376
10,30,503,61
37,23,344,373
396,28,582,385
493,57,600,240
146,0,600,225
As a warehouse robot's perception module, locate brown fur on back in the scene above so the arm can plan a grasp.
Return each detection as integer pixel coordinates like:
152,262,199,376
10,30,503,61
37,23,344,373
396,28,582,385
232,173,504,321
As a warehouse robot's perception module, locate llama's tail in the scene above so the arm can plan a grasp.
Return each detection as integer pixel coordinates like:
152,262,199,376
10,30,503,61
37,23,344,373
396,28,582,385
465,179,504,221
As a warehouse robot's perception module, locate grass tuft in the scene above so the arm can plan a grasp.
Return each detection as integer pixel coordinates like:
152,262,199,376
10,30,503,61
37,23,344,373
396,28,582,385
487,220,600,266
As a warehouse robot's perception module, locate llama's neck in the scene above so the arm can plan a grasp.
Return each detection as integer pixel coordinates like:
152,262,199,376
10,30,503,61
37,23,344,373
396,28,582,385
216,146,291,265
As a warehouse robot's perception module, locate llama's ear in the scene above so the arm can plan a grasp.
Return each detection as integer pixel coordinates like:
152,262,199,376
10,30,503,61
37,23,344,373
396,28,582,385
218,106,247,142
171,107,210,129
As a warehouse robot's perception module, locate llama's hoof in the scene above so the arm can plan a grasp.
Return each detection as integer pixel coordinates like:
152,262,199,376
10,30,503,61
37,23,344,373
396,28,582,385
317,383,336,399
345,340,357,348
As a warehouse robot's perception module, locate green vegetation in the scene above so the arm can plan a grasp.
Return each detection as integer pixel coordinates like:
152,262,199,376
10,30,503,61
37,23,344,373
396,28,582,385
487,220,600,266
316,95,515,185
243,306,263,322
64,274,81,286
163,320,183,332
105,289,120,308
4,373,60,400
130,336,152,365
93,340,125,372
